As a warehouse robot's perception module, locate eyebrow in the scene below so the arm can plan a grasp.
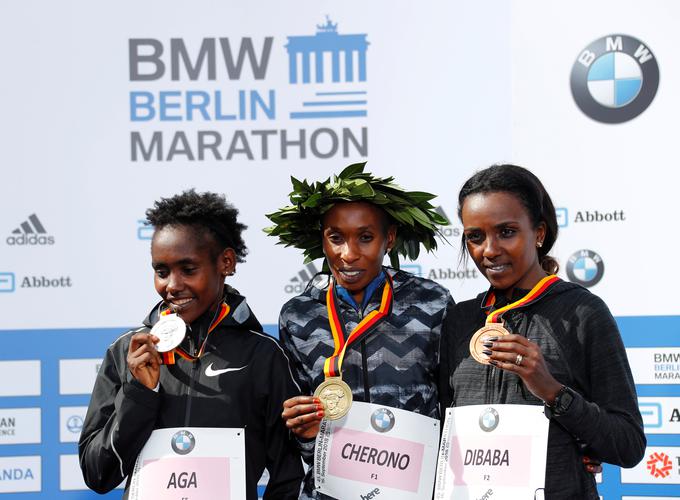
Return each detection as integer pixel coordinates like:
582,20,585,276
464,221,520,231
152,258,197,268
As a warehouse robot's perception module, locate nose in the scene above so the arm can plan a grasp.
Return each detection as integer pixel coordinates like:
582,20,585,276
340,240,360,263
165,272,183,294
482,235,501,259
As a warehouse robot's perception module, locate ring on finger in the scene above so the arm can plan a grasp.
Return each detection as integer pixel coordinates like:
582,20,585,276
515,354,523,366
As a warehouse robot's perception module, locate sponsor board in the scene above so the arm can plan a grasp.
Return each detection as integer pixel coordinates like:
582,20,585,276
128,17,369,163
0,456,41,493
566,249,605,288
620,496,678,500
621,447,680,484
556,208,626,228
638,398,680,434
0,272,15,292
59,407,88,443
627,348,680,384
0,408,41,445
623,497,680,500
0,360,41,397
6,214,55,246
571,34,659,123
58,359,103,395
60,454,125,491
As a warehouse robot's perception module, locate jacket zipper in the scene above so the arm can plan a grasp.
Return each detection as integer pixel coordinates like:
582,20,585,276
183,335,199,426
356,305,371,403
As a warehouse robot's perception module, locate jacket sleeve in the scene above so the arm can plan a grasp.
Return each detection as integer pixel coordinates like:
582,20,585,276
278,307,317,464
78,336,161,493
262,339,305,499
552,295,646,468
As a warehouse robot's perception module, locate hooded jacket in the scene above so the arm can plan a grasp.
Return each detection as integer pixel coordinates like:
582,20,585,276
79,287,304,499
279,268,454,499
439,279,645,499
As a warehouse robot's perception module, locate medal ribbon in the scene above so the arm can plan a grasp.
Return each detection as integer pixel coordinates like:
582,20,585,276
160,302,231,365
324,274,393,378
485,274,560,324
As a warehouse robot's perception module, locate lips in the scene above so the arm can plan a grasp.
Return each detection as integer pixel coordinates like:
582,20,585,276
167,297,194,313
337,268,365,284
485,263,510,275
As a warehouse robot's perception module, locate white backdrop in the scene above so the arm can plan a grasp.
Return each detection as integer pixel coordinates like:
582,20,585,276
1,1,678,498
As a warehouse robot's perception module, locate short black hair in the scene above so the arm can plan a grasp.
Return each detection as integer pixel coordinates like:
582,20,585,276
146,189,248,262
457,164,559,273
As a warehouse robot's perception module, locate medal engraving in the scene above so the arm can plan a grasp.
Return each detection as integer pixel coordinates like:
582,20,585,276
469,323,510,365
151,314,186,353
314,377,353,420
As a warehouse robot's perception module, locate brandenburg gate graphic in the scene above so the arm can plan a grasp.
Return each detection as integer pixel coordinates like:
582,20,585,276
286,17,369,84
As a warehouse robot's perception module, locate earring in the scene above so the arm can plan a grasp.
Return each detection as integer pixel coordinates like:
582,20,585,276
536,241,543,248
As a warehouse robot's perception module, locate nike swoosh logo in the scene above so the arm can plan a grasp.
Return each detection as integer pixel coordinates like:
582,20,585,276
205,362,247,377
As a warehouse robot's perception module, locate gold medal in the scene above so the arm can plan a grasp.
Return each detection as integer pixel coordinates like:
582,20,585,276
314,376,353,420
469,323,510,365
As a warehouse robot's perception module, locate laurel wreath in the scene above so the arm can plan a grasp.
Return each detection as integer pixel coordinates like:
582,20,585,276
264,162,448,269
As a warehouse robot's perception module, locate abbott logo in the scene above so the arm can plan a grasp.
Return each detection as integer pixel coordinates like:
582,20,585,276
6,214,54,246
0,273,15,293
137,219,153,240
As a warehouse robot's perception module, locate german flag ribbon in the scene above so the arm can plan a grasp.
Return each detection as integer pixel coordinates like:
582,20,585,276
160,302,231,365
485,274,560,324
323,274,394,378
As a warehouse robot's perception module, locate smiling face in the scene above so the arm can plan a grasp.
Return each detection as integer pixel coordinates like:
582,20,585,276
151,225,235,324
461,191,546,298
322,201,396,304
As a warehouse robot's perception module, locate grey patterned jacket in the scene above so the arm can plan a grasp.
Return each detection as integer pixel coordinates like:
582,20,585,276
278,267,454,499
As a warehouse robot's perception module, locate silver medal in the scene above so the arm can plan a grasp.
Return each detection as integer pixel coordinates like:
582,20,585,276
151,314,186,352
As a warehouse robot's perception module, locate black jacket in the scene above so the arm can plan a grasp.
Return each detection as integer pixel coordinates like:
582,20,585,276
79,288,304,499
439,280,645,499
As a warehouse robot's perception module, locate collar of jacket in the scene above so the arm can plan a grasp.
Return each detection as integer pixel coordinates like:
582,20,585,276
478,278,581,313
305,266,410,305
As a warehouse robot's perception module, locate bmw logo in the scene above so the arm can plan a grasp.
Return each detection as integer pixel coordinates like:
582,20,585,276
66,415,83,433
479,408,499,432
170,430,196,455
566,249,605,288
570,34,659,123
370,408,395,433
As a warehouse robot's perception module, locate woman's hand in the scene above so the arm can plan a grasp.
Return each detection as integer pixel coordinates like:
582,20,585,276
282,396,324,439
127,333,162,390
485,334,562,404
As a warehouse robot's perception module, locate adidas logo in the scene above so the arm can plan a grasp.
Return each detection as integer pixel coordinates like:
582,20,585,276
6,214,55,245
434,206,461,239
284,262,319,294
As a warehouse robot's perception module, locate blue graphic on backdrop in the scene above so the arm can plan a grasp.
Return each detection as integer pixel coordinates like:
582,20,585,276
570,34,659,123
286,17,368,119
566,249,605,287
0,272,15,292
639,402,662,429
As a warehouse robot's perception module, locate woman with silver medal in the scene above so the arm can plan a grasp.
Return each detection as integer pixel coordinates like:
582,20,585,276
79,190,303,499
437,165,645,499
267,163,454,499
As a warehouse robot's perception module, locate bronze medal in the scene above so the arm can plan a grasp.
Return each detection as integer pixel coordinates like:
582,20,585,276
469,323,510,365
314,376,353,420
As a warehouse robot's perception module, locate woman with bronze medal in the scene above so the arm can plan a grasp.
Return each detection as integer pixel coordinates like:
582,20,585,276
79,190,303,499
266,163,454,499
437,165,645,498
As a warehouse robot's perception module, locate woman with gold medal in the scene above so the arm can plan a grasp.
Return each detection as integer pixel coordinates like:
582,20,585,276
438,165,645,498
266,163,454,499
